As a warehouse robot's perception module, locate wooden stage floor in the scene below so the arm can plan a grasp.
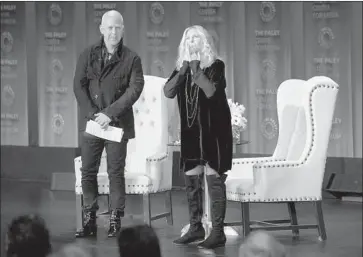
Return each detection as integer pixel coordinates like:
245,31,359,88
1,179,362,257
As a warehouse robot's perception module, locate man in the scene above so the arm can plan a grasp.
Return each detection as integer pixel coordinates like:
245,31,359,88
73,10,144,238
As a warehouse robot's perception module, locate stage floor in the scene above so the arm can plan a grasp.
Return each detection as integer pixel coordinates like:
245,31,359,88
1,179,362,257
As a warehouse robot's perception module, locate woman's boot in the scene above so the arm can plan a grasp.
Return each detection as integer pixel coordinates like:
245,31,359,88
198,174,227,249
173,174,205,245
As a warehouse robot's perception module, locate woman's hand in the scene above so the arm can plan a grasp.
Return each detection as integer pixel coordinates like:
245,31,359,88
189,51,201,75
190,51,200,61
184,46,191,62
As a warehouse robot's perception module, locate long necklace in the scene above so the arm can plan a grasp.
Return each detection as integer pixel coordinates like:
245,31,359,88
185,73,199,128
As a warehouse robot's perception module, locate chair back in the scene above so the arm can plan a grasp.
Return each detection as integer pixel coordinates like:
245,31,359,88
273,76,339,185
125,75,169,174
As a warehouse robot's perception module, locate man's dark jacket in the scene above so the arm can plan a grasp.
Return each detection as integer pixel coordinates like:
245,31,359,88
73,38,144,139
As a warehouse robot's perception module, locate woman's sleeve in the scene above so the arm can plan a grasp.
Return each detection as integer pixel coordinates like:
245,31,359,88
191,59,226,99
163,61,189,99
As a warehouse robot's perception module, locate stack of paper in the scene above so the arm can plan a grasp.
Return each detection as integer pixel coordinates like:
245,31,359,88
85,120,124,142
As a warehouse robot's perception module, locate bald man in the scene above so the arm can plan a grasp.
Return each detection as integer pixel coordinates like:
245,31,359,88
73,10,144,238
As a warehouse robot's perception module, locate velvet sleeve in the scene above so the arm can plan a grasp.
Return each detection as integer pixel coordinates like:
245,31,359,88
163,61,189,99
192,59,226,99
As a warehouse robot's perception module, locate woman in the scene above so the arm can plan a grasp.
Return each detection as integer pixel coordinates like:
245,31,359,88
164,25,232,249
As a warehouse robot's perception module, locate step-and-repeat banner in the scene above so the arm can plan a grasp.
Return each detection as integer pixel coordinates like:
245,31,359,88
1,2,29,146
243,2,291,154
303,2,354,157
36,2,78,147
135,2,188,141
190,1,232,95
2,2,361,157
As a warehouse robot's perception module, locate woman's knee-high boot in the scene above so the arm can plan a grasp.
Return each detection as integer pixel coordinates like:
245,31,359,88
198,174,227,249
173,174,205,244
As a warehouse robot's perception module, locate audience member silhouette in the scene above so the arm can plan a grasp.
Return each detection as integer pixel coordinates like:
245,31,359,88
117,224,162,257
5,214,52,257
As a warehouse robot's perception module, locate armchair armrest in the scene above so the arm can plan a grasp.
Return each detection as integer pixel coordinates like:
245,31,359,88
252,160,323,200
253,159,302,169
227,156,286,179
232,156,286,164
146,152,168,162
145,152,172,192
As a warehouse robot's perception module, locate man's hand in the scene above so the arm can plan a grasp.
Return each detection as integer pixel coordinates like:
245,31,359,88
94,113,111,129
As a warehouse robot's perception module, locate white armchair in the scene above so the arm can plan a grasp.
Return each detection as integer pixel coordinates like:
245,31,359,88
225,76,339,240
74,75,173,227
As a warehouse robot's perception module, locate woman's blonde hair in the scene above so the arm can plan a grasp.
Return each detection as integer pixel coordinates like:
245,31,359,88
176,25,219,70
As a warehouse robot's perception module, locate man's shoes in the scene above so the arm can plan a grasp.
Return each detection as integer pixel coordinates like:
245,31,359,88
107,210,122,237
75,210,97,238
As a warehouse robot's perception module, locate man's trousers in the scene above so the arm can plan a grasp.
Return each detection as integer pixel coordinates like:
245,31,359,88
80,132,128,217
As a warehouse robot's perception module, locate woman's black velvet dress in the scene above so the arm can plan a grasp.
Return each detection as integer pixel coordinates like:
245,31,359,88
164,59,233,174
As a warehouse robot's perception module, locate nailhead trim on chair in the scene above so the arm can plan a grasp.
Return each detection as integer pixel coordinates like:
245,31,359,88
127,184,151,188
227,191,322,202
253,84,339,170
75,186,173,195
232,158,285,165
146,154,167,162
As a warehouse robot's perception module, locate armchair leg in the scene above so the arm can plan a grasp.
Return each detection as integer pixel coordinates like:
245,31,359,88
241,202,251,237
76,195,83,231
143,194,151,226
315,200,327,241
287,202,299,237
165,190,173,225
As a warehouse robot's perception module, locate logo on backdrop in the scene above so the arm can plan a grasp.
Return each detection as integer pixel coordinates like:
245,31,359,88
261,59,276,81
1,31,14,53
261,117,278,140
1,85,15,107
318,27,334,49
260,2,276,23
208,29,219,49
51,59,64,82
48,3,63,26
149,2,165,25
52,113,65,135
316,63,334,75
152,59,165,77
329,117,342,141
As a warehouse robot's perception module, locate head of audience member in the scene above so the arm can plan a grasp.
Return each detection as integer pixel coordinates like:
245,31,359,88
99,10,124,49
5,214,52,257
239,231,287,257
117,224,161,257
176,25,218,70
49,244,90,257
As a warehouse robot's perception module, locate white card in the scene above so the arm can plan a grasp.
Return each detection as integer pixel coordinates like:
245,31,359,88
85,120,124,142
